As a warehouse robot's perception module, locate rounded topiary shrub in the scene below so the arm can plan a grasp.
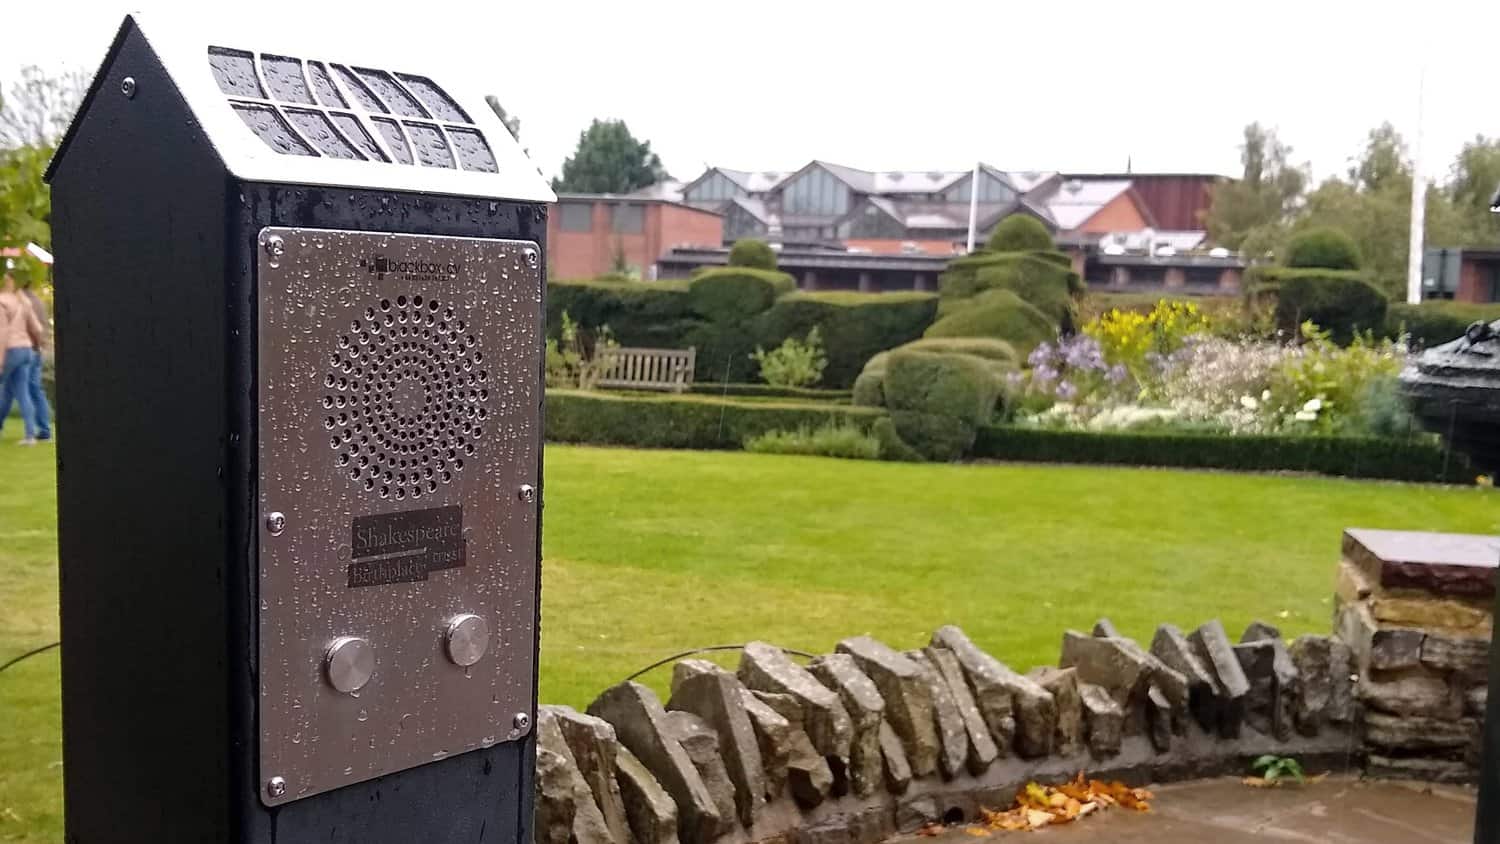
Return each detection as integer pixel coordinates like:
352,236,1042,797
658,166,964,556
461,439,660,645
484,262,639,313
897,337,1018,365
883,349,1001,427
687,267,797,322
923,289,1058,356
1270,270,1389,343
851,351,890,407
728,238,778,271
986,214,1055,253
1286,227,1362,270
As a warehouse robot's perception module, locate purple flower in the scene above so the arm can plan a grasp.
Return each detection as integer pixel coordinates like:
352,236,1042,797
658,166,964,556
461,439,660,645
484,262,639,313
1032,364,1058,385
1005,370,1024,388
1027,343,1056,368
1107,364,1128,384
1056,380,1078,401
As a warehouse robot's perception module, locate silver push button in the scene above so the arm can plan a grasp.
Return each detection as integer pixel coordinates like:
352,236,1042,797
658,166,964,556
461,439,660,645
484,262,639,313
324,636,374,694
444,614,490,667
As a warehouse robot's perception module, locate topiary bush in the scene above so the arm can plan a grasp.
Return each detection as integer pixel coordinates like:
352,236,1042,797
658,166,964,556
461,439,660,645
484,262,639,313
1286,227,1362,270
970,260,1076,327
752,291,938,388
728,238,778,271
895,337,1018,365
923,289,1058,356
546,390,882,449
986,214,1055,253
878,349,1005,460
687,267,797,322
1387,301,1500,348
938,252,1081,302
1255,268,1388,344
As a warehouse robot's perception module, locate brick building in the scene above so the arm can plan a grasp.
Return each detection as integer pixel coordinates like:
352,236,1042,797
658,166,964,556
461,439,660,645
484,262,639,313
1423,247,1500,303
547,194,722,280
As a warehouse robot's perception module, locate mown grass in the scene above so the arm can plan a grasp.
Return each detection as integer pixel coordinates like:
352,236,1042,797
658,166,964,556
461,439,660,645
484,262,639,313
3,434,1496,842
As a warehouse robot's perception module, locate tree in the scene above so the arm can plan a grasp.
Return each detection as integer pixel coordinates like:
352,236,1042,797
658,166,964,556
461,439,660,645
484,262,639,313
0,65,87,150
552,119,669,194
1205,123,1308,254
1443,135,1500,244
1348,122,1409,193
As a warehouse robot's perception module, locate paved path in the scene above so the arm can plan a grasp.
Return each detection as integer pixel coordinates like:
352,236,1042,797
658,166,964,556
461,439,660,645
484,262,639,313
908,777,1475,843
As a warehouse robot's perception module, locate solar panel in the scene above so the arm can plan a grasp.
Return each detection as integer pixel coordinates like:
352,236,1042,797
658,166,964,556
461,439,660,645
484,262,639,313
208,48,498,173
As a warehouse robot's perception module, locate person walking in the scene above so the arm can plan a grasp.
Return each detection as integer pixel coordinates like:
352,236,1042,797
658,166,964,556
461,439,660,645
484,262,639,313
0,266,46,445
20,275,52,441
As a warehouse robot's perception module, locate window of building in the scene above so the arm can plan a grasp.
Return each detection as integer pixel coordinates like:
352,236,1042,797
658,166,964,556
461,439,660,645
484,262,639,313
782,166,850,215
611,204,644,234
558,203,592,232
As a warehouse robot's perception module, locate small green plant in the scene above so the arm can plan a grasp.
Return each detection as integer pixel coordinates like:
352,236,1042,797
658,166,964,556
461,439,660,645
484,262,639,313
1251,754,1306,785
751,327,827,388
743,422,881,460
546,310,619,390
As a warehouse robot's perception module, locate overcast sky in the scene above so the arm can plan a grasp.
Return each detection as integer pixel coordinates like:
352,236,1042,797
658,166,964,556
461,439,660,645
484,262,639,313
5,0,1498,186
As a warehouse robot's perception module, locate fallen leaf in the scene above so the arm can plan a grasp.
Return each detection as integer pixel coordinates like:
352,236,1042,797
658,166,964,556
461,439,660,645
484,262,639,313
963,827,991,837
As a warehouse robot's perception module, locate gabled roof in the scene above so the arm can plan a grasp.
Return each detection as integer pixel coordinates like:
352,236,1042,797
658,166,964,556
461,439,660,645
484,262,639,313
1036,178,1140,230
48,14,554,202
718,168,791,193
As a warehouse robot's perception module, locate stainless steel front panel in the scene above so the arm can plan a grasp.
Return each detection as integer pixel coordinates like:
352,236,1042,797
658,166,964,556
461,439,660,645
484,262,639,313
256,227,540,805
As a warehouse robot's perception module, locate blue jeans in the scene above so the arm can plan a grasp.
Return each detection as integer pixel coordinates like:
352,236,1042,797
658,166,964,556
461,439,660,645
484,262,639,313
26,350,51,439
1,347,38,439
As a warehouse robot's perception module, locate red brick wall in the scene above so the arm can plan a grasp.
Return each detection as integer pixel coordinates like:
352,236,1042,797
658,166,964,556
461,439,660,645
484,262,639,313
547,201,723,280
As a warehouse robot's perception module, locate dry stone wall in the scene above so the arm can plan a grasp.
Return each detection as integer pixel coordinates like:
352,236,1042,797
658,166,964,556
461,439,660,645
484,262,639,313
534,621,1359,844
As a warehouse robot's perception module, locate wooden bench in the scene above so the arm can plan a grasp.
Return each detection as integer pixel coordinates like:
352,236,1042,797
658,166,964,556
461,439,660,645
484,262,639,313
597,346,696,393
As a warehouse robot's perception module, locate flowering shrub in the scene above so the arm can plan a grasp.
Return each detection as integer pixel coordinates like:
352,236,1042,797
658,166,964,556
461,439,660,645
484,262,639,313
751,327,828,387
1084,300,1213,381
1014,318,1413,438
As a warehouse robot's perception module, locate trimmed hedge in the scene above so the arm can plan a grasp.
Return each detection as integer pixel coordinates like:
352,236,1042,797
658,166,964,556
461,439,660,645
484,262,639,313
986,214,1055,252
728,239,777,270
684,382,852,401
1286,227,1362,270
939,251,1081,301
972,426,1471,483
546,390,882,450
688,267,797,322
971,260,1075,326
753,291,938,388
1387,301,1500,348
1251,267,1388,343
880,349,1005,460
924,289,1057,355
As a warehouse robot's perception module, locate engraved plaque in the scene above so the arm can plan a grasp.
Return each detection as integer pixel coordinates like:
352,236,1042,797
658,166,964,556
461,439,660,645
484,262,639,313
256,227,540,804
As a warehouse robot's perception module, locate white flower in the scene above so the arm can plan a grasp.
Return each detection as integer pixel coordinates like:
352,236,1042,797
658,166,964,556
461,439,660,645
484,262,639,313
1294,410,1317,422
1302,398,1322,413
1240,395,1259,410
1261,390,1272,401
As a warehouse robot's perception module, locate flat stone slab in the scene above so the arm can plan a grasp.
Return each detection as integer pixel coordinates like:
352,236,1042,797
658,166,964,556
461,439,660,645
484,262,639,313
897,777,1476,843
1345,528,1500,599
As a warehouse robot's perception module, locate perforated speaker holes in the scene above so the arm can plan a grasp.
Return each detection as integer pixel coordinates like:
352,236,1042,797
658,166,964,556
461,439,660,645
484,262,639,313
323,295,489,500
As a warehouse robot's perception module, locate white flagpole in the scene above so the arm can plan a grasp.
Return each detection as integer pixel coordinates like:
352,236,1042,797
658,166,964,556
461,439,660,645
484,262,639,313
966,161,981,253
1406,66,1426,305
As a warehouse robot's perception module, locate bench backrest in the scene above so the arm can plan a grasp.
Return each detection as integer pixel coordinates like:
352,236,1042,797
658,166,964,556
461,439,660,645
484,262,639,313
597,346,696,392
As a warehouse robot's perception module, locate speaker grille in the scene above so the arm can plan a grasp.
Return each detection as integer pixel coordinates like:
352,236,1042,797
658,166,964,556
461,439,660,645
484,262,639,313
323,295,488,501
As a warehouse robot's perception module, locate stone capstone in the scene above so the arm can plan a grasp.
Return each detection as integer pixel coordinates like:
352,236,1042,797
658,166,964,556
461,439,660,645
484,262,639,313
1078,682,1123,757
932,625,1055,757
544,704,631,844
1232,639,1298,740
1151,623,1219,732
750,690,834,807
1028,666,1083,756
738,642,853,760
904,649,970,779
878,720,913,794
1188,620,1250,738
837,635,941,778
1287,635,1336,736
809,653,885,797
668,661,766,827
928,647,1001,772
534,748,578,844
663,711,739,832
738,689,792,798
1092,618,1123,638
1146,684,1173,752
536,705,617,844
614,746,679,844
588,682,728,844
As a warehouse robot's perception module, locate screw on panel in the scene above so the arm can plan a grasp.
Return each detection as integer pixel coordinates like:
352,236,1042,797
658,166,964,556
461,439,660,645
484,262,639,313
266,776,287,798
522,247,539,269
120,77,136,98
266,511,287,535
517,484,536,503
263,234,286,258
513,712,531,733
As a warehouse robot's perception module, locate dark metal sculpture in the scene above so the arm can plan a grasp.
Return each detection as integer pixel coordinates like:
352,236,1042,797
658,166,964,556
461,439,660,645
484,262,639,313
1399,319,1500,476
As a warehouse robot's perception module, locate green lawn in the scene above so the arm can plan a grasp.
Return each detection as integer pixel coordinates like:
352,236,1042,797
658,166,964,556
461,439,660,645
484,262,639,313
2,429,1497,842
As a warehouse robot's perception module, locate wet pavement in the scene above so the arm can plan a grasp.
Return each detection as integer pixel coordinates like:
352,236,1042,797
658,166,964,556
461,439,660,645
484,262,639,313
908,777,1475,843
